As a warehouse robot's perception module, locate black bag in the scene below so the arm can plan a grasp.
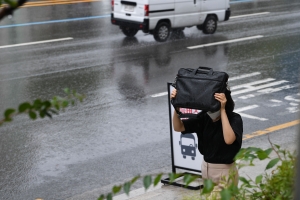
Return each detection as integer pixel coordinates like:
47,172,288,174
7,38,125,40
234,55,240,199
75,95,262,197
171,67,229,112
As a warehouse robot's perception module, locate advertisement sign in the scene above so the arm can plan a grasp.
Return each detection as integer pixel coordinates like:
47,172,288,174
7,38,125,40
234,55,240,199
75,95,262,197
168,83,203,173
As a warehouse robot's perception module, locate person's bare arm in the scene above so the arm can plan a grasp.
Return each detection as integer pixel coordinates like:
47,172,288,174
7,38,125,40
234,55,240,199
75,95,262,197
215,93,236,145
171,89,185,132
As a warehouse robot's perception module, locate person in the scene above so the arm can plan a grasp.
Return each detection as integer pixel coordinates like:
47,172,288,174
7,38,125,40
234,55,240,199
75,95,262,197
170,87,243,198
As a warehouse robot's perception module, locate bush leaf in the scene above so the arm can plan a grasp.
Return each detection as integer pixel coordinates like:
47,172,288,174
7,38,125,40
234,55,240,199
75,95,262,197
201,179,214,194
264,148,273,157
239,176,250,185
255,175,263,184
266,158,280,170
97,194,104,200
106,193,112,200
220,189,231,200
29,111,37,120
257,150,269,160
143,175,152,190
4,108,15,119
123,182,131,195
19,102,31,113
153,174,162,186
112,185,122,194
131,175,140,184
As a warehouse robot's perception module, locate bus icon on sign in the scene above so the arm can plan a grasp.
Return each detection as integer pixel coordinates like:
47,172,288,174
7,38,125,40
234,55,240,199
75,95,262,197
179,134,197,160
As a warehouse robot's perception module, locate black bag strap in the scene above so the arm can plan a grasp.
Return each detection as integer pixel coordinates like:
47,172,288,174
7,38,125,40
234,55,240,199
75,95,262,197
194,66,213,75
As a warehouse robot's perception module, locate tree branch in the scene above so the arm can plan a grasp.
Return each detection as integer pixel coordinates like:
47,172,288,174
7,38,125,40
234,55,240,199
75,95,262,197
0,0,28,21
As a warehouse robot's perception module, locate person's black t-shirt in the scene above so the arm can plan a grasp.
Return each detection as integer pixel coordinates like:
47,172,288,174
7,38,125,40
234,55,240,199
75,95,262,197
182,112,243,164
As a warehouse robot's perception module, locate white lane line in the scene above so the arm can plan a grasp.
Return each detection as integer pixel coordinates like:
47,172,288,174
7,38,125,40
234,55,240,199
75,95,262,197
258,84,299,94
239,113,268,121
234,105,259,112
229,72,260,81
230,78,275,90
285,95,300,102
231,12,270,19
270,99,283,103
0,37,73,49
238,84,299,99
235,105,268,121
187,35,264,49
231,80,289,96
151,92,168,98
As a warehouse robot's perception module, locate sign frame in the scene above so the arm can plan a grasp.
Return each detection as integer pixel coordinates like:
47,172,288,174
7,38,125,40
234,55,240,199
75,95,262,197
161,83,203,190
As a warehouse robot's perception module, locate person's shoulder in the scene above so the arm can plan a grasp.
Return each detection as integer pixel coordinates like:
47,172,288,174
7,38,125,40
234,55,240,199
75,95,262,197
230,112,243,121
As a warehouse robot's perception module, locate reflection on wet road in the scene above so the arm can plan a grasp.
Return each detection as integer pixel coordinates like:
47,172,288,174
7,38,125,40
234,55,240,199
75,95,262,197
0,0,300,199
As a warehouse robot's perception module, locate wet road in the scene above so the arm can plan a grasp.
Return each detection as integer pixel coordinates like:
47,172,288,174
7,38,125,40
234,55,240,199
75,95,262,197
0,0,300,199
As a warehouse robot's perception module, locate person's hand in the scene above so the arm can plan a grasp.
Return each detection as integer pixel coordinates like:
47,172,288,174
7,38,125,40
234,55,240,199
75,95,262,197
214,93,227,110
170,89,177,100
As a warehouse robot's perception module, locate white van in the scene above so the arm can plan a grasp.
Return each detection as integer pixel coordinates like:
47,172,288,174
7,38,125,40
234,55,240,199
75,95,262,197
111,0,230,42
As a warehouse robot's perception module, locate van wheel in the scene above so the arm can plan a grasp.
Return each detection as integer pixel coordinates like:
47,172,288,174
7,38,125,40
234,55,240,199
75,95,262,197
202,16,217,34
121,27,138,37
153,22,170,42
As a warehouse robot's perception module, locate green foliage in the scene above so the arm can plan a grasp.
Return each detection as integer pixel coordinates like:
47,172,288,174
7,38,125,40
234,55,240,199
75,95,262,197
95,139,296,200
201,179,215,195
143,175,152,190
2,0,18,8
0,88,84,126
96,173,202,200
199,139,296,200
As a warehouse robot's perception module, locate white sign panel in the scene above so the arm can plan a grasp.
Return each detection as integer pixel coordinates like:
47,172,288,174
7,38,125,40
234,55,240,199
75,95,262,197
169,85,203,172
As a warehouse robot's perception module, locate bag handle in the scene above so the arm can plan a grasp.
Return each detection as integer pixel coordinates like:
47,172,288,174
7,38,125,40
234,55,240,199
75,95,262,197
194,66,213,75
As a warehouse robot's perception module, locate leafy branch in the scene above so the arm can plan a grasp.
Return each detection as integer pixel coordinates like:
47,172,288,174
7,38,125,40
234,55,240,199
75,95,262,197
96,137,295,200
0,88,85,126
97,173,202,200
0,0,28,21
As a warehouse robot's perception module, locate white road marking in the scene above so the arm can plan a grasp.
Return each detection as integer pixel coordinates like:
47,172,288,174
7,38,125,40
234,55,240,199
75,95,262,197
187,35,264,49
238,94,255,99
239,113,268,121
0,37,73,49
286,107,299,113
238,84,300,99
285,95,300,102
231,80,289,95
229,72,260,81
231,78,275,90
234,105,259,112
235,105,268,121
231,12,270,19
270,99,282,103
151,92,168,98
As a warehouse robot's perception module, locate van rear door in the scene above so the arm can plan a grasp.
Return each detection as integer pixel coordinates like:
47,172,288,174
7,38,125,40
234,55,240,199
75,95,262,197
114,0,146,22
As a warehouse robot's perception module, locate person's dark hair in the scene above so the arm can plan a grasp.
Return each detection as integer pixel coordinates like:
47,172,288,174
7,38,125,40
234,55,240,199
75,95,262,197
225,89,235,114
